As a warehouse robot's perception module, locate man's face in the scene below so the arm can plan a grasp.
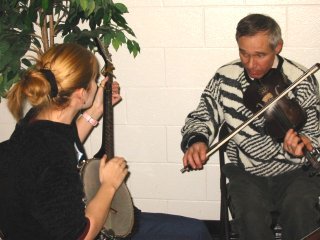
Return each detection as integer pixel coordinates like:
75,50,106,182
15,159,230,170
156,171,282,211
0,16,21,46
237,31,282,79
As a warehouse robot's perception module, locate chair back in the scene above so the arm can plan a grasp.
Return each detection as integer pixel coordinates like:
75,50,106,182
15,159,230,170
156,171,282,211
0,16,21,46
218,122,232,240
0,230,5,240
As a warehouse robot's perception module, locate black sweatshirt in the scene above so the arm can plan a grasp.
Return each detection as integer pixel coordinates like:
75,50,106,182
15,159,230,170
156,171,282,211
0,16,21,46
0,109,88,239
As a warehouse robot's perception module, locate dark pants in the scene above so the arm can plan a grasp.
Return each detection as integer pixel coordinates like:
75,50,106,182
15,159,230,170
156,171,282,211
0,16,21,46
125,209,213,240
223,163,320,240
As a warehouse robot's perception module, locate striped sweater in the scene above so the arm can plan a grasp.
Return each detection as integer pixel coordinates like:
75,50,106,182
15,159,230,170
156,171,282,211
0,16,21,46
181,56,320,176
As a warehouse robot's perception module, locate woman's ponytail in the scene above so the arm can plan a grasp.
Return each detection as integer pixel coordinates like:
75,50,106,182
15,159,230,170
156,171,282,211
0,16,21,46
7,69,52,120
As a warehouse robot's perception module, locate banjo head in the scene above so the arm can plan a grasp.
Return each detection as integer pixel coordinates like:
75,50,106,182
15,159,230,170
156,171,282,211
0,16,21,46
80,158,134,237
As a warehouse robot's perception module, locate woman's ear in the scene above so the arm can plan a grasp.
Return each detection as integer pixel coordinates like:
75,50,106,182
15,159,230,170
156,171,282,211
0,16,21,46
72,88,87,106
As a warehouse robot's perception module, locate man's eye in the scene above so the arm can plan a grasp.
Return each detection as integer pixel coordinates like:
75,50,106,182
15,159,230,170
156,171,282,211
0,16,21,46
241,52,248,58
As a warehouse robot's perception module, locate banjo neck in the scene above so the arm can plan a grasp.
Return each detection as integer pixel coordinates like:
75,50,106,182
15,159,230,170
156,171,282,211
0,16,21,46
94,38,115,159
82,39,135,239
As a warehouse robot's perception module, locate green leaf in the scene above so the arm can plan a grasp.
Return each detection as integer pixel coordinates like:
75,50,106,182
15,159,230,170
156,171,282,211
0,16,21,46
103,8,112,24
0,42,10,53
0,71,20,98
80,0,88,11
132,48,139,58
131,40,140,58
126,40,133,53
64,33,75,43
114,3,128,14
42,0,49,11
28,6,38,22
0,75,5,98
87,0,95,15
112,12,127,26
103,34,112,47
112,38,121,51
95,8,104,24
89,16,97,30
115,31,126,44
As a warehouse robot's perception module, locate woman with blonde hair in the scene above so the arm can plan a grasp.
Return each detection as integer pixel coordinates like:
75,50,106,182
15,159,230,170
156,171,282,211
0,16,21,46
0,42,213,240
0,43,127,239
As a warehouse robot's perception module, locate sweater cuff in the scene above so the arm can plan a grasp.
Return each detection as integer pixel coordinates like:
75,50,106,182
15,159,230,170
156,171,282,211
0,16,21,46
182,134,208,152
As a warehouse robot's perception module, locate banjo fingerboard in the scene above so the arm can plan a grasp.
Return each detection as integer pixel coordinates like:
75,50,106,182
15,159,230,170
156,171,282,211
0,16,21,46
94,38,115,159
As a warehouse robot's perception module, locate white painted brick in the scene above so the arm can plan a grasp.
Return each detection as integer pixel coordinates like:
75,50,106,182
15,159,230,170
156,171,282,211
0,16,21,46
83,137,93,159
113,94,128,125
205,7,287,47
120,0,163,7
111,47,166,87
203,0,244,4
127,163,207,200
114,125,167,163
126,88,204,125
168,200,220,220
206,164,222,201
0,99,15,124
133,199,168,213
167,126,222,165
167,126,185,163
0,100,16,141
287,7,320,48
166,48,238,87
281,47,320,69
165,0,245,6
246,0,320,4
125,7,204,47
0,123,15,142
164,0,204,6
281,47,320,82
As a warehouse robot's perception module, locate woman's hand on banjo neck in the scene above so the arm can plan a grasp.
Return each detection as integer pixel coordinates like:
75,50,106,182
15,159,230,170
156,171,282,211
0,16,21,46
77,76,122,143
93,77,122,114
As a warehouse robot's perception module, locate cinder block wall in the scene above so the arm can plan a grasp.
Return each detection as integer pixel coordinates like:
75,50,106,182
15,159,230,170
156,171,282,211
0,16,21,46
1,0,320,220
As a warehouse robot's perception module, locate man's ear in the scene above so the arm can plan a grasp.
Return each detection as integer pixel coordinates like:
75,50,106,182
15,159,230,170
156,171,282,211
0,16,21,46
275,40,283,54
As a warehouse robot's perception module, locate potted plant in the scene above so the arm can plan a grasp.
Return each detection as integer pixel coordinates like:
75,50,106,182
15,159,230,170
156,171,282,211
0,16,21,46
0,0,140,100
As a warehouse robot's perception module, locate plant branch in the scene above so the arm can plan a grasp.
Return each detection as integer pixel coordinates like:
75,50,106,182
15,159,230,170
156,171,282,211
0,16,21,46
49,14,54,47
40,10,49,52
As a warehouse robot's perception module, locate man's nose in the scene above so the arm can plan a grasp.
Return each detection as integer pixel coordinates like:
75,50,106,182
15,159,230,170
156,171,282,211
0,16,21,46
247,56,255,69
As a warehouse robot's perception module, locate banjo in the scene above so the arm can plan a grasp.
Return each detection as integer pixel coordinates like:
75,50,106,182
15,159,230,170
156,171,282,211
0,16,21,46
78,38,135,239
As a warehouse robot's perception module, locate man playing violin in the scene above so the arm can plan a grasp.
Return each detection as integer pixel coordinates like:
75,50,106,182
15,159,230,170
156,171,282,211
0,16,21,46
181,13,320,240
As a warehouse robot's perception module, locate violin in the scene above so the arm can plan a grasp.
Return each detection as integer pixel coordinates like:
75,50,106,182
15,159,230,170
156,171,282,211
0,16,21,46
243,69,307,140
243,68,320,173
181,63,320,173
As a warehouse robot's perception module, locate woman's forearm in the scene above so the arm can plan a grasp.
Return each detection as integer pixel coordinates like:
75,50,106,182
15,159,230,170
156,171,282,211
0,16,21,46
77,107,103,143
84,183,116,239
